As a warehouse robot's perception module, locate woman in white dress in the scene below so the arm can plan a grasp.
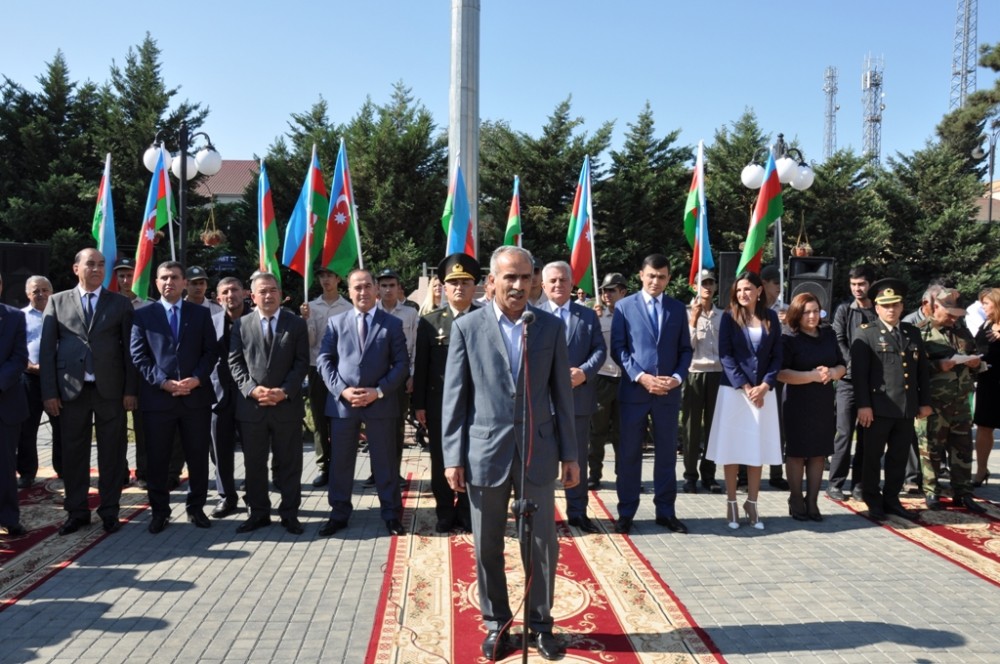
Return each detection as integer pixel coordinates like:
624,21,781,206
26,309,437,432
706,271,783,529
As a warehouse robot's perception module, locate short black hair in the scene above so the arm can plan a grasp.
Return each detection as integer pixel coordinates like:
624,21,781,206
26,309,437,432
641,254,670,273
848,264,875,283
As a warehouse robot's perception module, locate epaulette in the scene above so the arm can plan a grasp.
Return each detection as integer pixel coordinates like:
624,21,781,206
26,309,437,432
859,323,872,329
914,318,931,329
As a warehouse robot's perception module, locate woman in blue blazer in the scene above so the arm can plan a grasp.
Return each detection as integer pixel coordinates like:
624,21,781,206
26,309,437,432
706,271,783,529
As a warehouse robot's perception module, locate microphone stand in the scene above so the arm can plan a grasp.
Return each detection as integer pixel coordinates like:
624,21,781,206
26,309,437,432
510,312,536,663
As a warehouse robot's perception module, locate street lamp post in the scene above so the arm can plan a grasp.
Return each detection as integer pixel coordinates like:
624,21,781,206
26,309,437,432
143,120,222,266
972,119,1000,224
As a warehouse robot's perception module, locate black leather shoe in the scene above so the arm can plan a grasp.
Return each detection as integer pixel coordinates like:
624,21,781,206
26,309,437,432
318,518,348,537
434,517,454,533
656,515,689,534
883,503,917,522
852,485,866,501
4,523,27,536
682,480,697,494
587,477,601,490
188,510,211,528
58,516,91,536
866,503,887,521
361,474,376,488
957,494,987,514
385,519,405,536
148,515,169,534
168,477,181,490
211,500,238,519
136,479,148,490
281,517,304,534
102,517,122,533
311,471,329,487
531,631,565,661
567,515,599,533
703,480,723,494
481,629,513,660
615,516,633,534
17,476,33,489
768,478,790,490
826,486,845,501
236,516,272,533
925,495,944,511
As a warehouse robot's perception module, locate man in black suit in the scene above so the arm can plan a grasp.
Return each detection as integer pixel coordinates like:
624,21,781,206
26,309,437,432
208,276,245,518
228,272,309,535
130,261,219,533
40,248,137,535
852,278,931,521
413,253,480,533
0,273,29,536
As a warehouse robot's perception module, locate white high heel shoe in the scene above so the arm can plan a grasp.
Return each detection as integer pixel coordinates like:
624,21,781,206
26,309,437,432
726,500,740,529
743,499,764,530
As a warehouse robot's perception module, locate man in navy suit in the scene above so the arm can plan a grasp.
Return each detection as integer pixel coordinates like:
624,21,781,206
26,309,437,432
317,269,409,537
130,261,219,533
611,254,693,534
542,261,606,533
0,273,29,536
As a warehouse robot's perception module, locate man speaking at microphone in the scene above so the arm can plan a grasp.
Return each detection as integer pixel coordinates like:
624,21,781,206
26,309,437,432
442,246,578,661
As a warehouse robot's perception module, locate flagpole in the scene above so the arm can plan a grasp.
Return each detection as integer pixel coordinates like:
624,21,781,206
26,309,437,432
696,141,705,295
305,144,316,301
162,147,176,262
258,158,266,272
514,175,522,248
99,154,110,252
344,139,365,270
585,157,600,297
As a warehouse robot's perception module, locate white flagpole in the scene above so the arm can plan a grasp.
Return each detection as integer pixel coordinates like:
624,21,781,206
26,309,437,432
344,139,365,270
585,156,600,298
162,147,176,262
304,143,317,301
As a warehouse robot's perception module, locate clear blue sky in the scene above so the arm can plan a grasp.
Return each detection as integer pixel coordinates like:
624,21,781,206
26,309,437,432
3,1,999,167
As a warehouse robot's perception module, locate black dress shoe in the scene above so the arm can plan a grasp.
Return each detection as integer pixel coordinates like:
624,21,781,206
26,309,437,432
615,516,633,534
682,480,697,494
148,515,169,534
866,503,887,521
318,518,348,537
852,485,866,501
58,516,91,536
281,517,304,534
187,510,212,528
481,629,513,660
3,523,27,536
211,500,238,519
656,515,689,534
826,486,845,501
385,519,405,536
136,479,148,490
883,503,917,522
925,495,944,511
311,471,329,487
531,631,565,661
236,516,272,533
769,478,790,490
957,494,987,514
434,517,454,533
17,476,33,489
702,480,723,494
587,477,601,490
102,517,122,533
168,477,181,490
567,515,600,533
361,474,376,488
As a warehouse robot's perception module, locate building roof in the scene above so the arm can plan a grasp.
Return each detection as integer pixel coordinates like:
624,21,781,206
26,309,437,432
193,160,257,200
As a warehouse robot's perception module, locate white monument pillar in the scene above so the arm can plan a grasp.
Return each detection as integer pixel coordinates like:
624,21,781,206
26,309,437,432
449,0,480,258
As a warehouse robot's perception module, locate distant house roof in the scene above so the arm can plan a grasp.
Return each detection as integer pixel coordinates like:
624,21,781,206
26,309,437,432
973,180,1000,222
193,160,257,200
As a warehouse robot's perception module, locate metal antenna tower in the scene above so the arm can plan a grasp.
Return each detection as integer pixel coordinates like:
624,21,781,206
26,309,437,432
823,66,839,160
862,54,885,165
950,0,978,110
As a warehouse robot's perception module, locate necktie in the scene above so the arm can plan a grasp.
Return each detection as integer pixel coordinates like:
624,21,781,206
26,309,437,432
893,327,902,347
359,313,369,348
169,305,180,342
649,298,660,338
561,307,570,342
84,293,95,327
264,316,274,353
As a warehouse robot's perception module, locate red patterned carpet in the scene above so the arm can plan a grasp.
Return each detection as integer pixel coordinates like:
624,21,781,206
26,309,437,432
0,471,150,611
366,474,725,663
832,493,1000,587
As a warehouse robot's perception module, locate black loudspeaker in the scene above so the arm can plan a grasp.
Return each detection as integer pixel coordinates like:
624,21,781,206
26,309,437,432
0,242,50,309
717,252,741,303
788,256,835,315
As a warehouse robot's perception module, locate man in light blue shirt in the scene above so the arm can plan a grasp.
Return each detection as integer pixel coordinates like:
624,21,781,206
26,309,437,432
18,276,54,486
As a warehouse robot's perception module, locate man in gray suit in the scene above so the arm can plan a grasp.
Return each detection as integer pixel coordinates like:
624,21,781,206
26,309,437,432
442,246,578,661
542,261,606,533
40,248,137,535
228,272,309,535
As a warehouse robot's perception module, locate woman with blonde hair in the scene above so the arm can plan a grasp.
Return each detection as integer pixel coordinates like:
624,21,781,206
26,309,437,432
418,276,443,316
706,271,783,529
973,287,1000,486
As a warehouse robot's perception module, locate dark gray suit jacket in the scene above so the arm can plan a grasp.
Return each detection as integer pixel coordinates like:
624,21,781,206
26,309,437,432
40,288,137,402
441,304,577,487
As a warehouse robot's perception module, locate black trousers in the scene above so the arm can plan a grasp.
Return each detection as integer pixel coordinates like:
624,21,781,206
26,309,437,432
60,384,127,521
427,408,470,525
308,367,331,471
17,373,42,479
240,415,302,520
681,371,720,483
143,404,211,519
862,415,913,508
830,379,865,490
211,397,238,504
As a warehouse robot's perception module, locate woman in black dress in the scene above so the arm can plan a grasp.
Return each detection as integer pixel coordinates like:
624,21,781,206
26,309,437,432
777,293,846,521
974,287,1000,486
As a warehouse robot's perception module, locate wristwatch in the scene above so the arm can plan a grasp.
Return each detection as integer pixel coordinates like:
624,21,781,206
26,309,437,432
375,387,384,400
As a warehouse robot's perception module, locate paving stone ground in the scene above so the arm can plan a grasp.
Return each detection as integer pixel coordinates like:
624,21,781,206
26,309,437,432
3,425,999,663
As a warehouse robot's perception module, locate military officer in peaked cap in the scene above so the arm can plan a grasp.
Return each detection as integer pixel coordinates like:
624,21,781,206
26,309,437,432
851,278,931,521
413,253,481,533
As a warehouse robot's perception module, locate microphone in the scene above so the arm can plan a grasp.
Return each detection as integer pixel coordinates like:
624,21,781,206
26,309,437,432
519,311,536,326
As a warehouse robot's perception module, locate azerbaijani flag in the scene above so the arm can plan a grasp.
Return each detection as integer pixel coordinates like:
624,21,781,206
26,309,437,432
91,153,118,291
737,150,784,275
321,138,362,276
257,159,281,287
503,175,522,247
281,144,329,294
441,162,475,257
133,147,173,301
566,155,597,295
684,140,715,286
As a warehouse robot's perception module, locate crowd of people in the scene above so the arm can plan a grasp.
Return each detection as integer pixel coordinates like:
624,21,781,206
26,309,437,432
1,245,998,661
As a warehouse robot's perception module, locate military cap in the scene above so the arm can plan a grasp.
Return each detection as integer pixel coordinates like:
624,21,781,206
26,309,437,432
314,265,339,276
599,273,628,290
185,266,209,282
113,257,136,272
375,268,401,282
868,278,907,305
760,265,781,283
696,269,717,283
438,253,480,282
932,287,966,316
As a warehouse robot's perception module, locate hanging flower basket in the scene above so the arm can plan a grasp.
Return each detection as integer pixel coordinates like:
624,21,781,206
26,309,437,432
152,230,164,245
793,212,813,257
200,228,226,247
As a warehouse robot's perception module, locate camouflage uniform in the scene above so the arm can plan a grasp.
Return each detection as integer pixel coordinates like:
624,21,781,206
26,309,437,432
917,319,978,499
